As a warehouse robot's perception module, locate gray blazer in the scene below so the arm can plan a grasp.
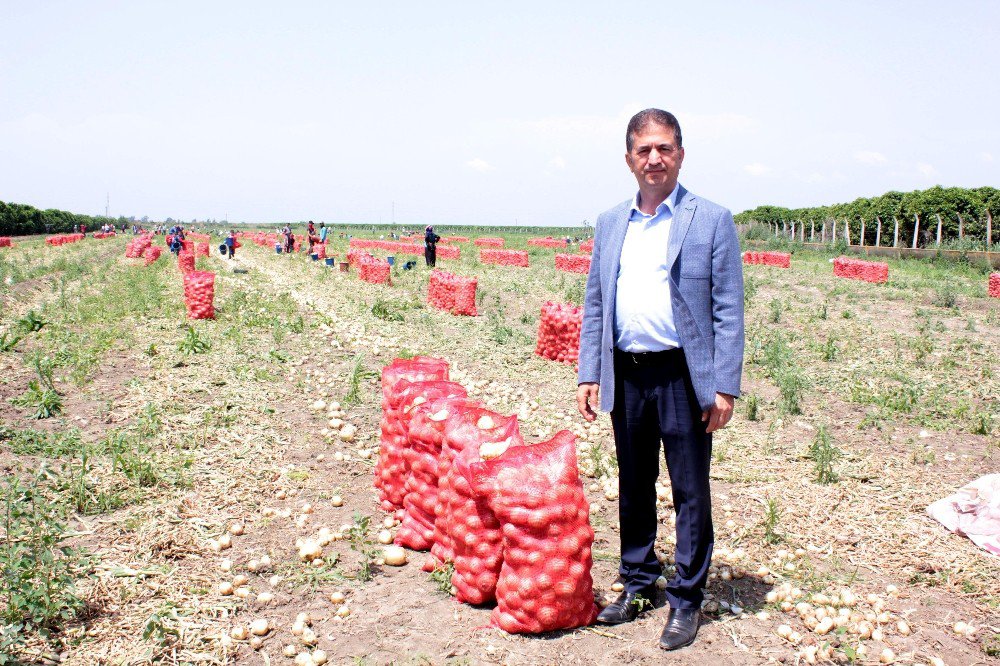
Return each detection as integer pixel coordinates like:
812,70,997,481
577,184,745,413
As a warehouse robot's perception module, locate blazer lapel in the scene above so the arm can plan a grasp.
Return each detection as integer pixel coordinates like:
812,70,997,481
605,204,631,313
666,186,697,269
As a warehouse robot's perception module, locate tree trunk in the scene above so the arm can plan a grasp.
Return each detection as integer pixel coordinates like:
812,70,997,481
810,220,815,242
893,216,900,248
832,219,837,243
844,218,851,245
860,217,866,247
988,210,993,247
935,213,943,246
957,212,964,241
875,216,882,247
912,214,920,249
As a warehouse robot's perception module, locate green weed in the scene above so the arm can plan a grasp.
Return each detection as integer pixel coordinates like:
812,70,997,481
762,497,782,544
808,425,840,484
177,325,211,355
11,380,63,419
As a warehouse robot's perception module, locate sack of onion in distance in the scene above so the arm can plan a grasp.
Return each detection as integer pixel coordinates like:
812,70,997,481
535,301,582,365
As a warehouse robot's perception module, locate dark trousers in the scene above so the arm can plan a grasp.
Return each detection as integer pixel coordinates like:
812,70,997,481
424,246,436,267
610,348,714,610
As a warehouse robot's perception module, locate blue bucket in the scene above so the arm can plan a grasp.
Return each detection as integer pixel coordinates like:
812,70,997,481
325,257,335,266
275,244,282,254
311,253,319,261
386,255,395,266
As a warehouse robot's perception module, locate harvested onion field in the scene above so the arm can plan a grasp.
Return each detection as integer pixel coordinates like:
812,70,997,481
1,231,998,666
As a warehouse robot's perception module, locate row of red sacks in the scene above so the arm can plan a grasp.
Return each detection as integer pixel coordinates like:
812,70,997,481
349,238,460,260
91,232,116,239
833,256,889,283
580,239,594,253
238,232,303,252
527,237,567,249
427,270,478,316
480,249,529,267
743,251,791,268
554,253,591,274
45,233,85,246
989,273,1000,299
535,302,582,365
474,237,505,248
0,237,14,248
374,357,597,634
125,235,154,258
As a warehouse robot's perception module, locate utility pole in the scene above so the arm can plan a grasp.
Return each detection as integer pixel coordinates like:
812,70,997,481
105,192,110,218
392,201,395,224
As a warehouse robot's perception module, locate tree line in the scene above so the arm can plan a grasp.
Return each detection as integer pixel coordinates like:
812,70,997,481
0,200,132,236
734,186,999,245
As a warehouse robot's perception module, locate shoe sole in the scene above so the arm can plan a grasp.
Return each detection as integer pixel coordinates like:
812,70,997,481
657,634,697,651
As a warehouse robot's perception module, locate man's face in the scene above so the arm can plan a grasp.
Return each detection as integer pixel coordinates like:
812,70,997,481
625,123,685,193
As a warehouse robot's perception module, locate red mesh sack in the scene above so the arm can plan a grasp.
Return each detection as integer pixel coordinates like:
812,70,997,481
427,408,522,604
0,238,11,248
528,237,566,249
377,380,467,521
427,270,478,316
480,249,529,267
375,358,450,513
470,430,598,634
315,243,326,260
178,250,196,274
535,301,582,365
183,271,215,319
474,237,505,248
125,235,153,258
554,253,591,274
196,242,210,257
143,246,162,266
396,394,478,551
580,239,594,253
989,273,1000,299
833,256,888,283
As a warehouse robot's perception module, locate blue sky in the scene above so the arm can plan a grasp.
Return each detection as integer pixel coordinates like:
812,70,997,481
2,1,997,226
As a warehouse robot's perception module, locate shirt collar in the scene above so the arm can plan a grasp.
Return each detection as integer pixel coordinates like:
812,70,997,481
629,183,680,218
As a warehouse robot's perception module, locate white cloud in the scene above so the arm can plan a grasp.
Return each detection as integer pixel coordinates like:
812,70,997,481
466,158,493,172
744,162,772,177
916,162,937,177
982,152,995,163
854,150,887,165
548,156,566,170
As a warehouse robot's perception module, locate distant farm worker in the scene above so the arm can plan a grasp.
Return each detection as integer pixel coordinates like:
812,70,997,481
319,222,328,244
225,230,237,260
283,225,294,254
577,109,744,651
424,225,440,267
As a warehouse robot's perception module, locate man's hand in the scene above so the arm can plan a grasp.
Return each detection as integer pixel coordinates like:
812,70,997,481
577,383,600,422
701,392,735,434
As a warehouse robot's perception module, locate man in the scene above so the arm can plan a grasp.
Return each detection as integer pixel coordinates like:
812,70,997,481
577,108,744,651
424,225,440,267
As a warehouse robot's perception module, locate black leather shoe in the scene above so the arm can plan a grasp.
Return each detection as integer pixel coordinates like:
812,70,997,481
658,607,700,650
596,587,656,625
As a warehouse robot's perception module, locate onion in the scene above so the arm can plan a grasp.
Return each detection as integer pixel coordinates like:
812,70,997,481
383,545,407,566
250,619,269,635
896,619,911,636
377,530,394,545
335,605,351,618
218,582,234,596
777,624,792,639
298,539,323,562
217,534,232,550
294,654,315,666
220,558,233,572
229,522,245,536
257,592,274,604
230,626,248,640
330,496,344,507
301,627,318,645
233,574,249,587
312,650,328,665
879,648,895,664
610,582,624,593
329,590,346,605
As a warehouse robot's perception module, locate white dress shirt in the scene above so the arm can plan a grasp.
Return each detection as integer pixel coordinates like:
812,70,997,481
614,185,681,352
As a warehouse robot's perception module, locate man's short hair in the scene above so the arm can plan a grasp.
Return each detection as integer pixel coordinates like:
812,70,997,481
626,108,683,152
